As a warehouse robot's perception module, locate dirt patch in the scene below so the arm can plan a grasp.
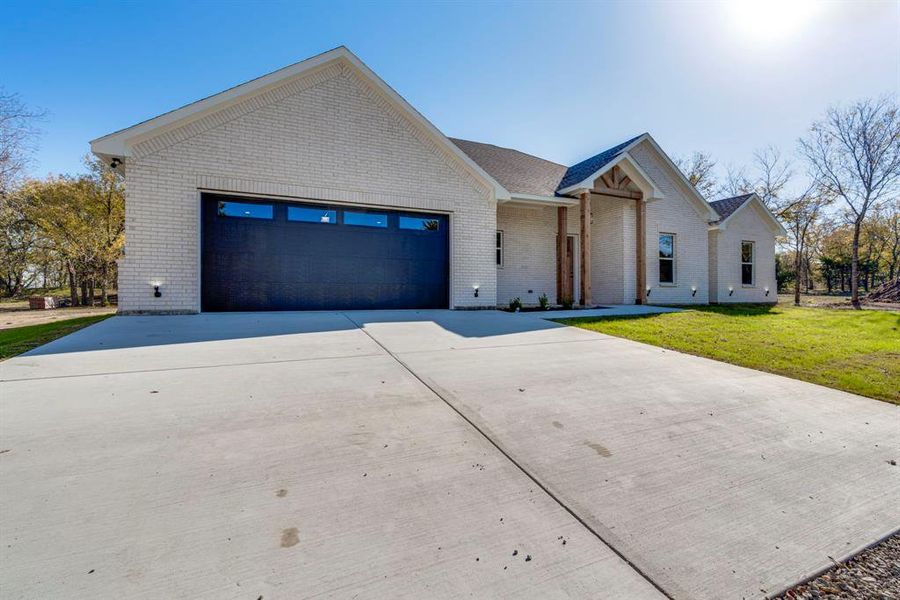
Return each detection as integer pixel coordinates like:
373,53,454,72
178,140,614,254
0,305,116,330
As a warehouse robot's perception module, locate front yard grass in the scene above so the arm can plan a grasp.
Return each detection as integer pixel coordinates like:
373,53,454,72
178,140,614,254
0,315,112,360
560,305,900,404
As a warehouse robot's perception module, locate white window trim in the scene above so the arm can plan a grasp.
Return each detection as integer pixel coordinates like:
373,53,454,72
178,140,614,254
658,232,676,286
741,240,755,287
496,230,504,268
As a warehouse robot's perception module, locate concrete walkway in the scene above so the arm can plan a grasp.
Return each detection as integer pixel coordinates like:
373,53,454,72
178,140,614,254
2,310,898,599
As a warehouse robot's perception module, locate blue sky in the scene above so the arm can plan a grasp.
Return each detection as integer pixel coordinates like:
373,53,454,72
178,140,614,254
2,0,898,193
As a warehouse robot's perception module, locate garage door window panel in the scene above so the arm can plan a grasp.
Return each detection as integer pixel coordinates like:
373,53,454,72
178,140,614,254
344,211,388,228
399,215,441,231
288,205,337,224
217,201,274,220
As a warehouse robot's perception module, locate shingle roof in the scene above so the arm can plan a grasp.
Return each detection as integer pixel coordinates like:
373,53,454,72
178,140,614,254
556,134,645,191
449,138,568,197
709,194,754,222
451,134,647,197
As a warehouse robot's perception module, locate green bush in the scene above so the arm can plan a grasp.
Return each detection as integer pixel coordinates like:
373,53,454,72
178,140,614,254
508,297,522,312
538,293,549,310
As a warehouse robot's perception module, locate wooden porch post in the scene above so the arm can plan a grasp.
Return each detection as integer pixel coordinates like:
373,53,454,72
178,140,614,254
580,191,592,306
557,206,568,302
635,195,646,304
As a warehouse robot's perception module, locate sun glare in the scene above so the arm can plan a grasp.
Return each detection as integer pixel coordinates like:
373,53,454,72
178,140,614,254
729,0,819,42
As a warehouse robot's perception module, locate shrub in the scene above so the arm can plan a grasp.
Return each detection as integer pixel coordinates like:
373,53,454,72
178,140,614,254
538,293,549,310
509,297,522,312
560,296,573,309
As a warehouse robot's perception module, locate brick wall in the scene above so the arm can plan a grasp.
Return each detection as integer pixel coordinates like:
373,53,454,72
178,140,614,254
120,61,497,313
712,201,777,303
496,205,557,306
629,140,710,305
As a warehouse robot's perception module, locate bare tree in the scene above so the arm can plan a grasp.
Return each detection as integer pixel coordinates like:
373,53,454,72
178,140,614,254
799,97,900,308
0,89,45,195
752,146,793,210
779,186,832,305
719,164,754,198
675,151,718,199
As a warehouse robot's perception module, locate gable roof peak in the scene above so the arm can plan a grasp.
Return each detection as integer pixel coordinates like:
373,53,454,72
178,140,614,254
709,193,756,222
556,133,647,192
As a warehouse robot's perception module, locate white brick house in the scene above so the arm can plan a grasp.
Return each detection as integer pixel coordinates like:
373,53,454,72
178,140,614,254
90,47,784,314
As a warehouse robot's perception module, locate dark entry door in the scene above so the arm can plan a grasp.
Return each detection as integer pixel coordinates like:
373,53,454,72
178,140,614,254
201,194,449,311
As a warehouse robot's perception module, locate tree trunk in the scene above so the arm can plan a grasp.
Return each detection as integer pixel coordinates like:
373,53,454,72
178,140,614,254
67,262,79,306
793,248,802,306
100,263,109,307
88,277,95,307
850,222,861,309
80,278,89,306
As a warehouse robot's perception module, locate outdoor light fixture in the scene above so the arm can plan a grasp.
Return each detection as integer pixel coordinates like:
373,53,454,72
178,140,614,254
473,284,479,298
110,158,122,169
691,286,697,297
765,287,770,297
152,281,162,298
728,286,734,297
646,286,651,297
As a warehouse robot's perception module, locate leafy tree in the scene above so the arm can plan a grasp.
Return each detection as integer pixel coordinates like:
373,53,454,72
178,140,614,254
15,156,124,305
0,196,40,296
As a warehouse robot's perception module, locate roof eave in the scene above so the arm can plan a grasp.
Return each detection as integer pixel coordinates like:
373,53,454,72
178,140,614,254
504,193,579,207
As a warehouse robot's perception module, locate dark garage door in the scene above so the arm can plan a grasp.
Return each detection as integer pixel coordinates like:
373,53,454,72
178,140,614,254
201,194,449,311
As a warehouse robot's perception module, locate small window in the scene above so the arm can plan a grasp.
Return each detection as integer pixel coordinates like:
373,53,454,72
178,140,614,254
741,241,755,286
496,230,504,267
658,233,675,284
399,216,440,231
288,205,336,224
217,201,273,219
344,211,388,228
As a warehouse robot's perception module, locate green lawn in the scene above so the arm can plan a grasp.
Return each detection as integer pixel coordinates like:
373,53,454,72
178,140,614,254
560,305,900,404
0,315,112,360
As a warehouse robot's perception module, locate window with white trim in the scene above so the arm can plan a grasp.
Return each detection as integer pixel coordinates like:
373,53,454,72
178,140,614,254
658,233,675,284
496,230,504,267
741,241,755,286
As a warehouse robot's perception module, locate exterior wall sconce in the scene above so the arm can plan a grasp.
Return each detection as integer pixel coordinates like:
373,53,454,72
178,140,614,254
473,285,479,298
728,286,734,297
646,286,651,297
691,286,697,297
152,281,162,298
765,287,770,297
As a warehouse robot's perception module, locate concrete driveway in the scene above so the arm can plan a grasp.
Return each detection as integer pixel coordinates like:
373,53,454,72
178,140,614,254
1,311,897,600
